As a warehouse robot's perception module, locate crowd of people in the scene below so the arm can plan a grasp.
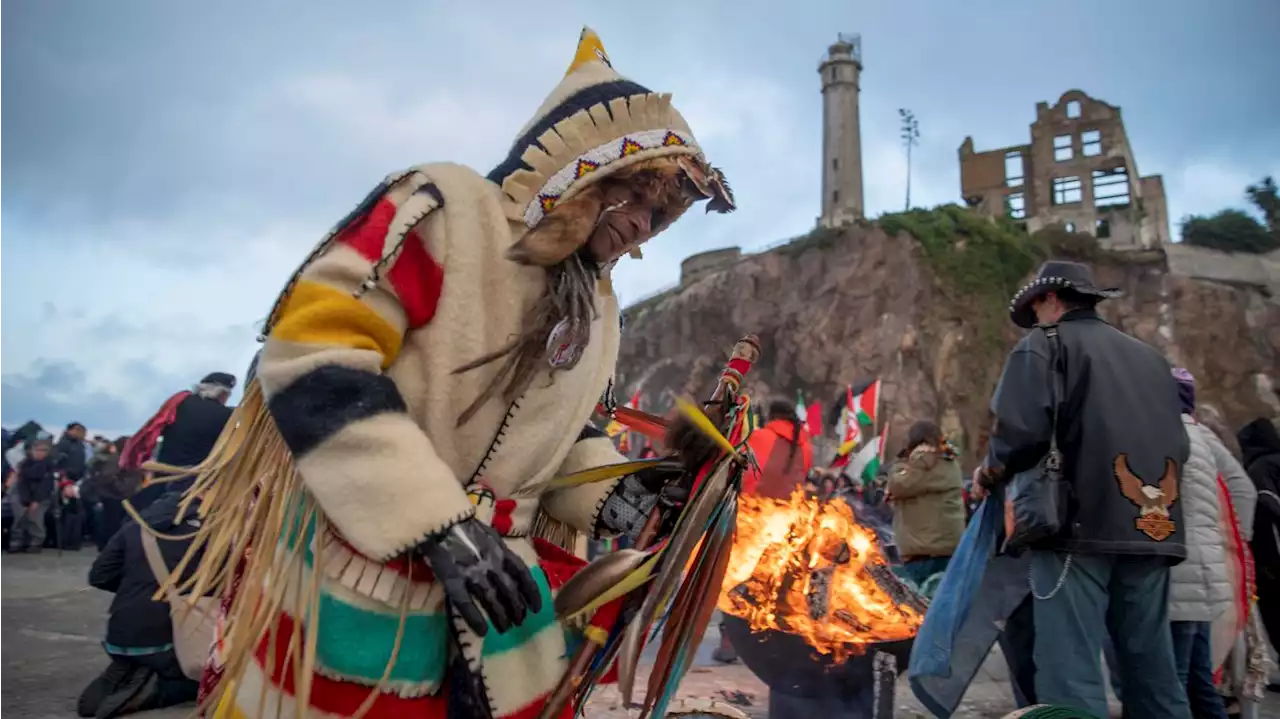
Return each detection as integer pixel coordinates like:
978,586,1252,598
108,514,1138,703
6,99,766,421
2,423,129,553
695,261,1280,718
2,371,238,718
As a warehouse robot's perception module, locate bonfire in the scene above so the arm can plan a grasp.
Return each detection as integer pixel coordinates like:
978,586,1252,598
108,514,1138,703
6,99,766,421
718,488,924,662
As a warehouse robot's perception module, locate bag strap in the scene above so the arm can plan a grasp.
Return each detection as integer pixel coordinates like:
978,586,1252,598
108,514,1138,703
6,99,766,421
139,530,182,608
1042,325,1066,455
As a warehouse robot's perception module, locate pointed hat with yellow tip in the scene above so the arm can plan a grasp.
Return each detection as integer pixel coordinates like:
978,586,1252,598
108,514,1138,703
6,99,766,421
487,26,733,231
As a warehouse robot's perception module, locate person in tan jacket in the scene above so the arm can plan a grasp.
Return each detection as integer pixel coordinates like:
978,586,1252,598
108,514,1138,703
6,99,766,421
887,421,966,594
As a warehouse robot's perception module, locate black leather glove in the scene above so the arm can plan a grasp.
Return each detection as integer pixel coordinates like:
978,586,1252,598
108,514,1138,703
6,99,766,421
416,518,542,637
595,460,688,540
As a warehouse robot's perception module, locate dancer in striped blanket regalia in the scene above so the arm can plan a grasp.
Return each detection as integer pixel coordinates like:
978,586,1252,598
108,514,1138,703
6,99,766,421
154,26,734,719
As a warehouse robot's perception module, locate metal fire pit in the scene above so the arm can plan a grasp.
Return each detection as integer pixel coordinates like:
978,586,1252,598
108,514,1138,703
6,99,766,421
721,613,913,719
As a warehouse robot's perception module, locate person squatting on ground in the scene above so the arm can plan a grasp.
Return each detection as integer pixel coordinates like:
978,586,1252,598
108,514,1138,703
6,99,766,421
160,27,733,719
972,260,1192,718
81,492,205,718
1168,368,1255,719
887,420,965,597
8,437,58,553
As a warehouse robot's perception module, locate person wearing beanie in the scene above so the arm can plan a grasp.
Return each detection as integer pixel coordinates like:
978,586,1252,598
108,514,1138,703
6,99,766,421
1169,368,1255,719
159,28,733,719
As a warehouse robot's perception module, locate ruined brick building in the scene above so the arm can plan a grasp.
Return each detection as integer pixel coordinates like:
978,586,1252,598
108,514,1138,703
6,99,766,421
958,89,1171,250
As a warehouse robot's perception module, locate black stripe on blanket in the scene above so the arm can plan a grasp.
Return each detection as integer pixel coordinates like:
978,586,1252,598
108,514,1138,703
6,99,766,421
268,364,409,456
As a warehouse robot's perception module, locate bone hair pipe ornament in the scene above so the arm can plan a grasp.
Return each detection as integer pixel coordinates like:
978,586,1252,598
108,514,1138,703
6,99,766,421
537,334,761,719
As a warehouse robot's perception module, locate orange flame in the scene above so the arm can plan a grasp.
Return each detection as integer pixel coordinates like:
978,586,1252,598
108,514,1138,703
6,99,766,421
718,488,922,662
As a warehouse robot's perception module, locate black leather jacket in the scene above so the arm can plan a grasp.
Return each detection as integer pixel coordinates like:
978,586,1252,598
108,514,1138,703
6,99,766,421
984,309,1188,561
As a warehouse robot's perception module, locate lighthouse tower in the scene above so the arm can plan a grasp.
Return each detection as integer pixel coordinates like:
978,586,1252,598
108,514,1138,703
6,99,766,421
818,34,864,228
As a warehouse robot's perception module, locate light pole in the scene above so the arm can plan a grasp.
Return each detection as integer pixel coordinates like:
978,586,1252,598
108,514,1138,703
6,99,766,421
899,109,920,211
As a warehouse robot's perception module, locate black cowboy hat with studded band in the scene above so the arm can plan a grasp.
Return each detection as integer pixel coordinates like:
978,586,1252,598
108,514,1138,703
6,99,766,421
1008,260,1124,329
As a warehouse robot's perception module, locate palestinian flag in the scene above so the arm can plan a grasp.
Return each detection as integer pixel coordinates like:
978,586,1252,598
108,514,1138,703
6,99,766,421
851,381,881,441
849,422,889,486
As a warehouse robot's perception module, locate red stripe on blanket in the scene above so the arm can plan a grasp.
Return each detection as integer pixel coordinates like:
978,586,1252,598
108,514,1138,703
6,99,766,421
336,197,443,329
385,229,443,329
252,609,449,717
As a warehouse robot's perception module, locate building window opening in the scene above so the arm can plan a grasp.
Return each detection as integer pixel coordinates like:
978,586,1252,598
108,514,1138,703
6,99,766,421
1092,166,1131,207
832,190,840,205
1054,134,1074,162
1005,151,1024,188
1064,222,1076,232
1007,192,1026,220
1052,176,1083,205
1096,218,1111,239
1066,100,1082,119
832,157,839,171
1082,129,1102,157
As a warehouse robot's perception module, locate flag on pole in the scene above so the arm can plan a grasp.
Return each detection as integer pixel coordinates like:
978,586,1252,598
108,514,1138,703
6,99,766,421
853,380,881,425
846,380,881,444
850,422,889,486
795,390,807,428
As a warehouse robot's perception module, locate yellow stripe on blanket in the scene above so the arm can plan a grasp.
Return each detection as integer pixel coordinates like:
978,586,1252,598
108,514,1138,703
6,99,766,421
272,280,404,369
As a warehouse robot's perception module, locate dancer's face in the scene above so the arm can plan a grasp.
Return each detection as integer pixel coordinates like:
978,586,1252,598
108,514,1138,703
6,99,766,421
585,183,666,264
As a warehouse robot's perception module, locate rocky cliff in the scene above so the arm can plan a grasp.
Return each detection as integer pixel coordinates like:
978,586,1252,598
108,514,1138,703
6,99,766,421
616,207,1280,465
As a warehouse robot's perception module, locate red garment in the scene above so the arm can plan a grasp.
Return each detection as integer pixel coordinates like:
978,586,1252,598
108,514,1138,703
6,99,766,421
119,391,192,472
743,419,813,499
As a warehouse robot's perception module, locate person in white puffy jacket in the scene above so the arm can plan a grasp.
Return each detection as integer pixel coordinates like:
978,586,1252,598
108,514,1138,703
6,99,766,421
1169,368,1256,719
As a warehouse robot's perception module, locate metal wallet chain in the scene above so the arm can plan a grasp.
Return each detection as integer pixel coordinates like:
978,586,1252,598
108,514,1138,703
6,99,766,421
1029,553,1073,601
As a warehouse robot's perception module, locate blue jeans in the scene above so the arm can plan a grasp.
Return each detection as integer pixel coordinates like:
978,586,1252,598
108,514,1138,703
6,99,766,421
1030,551,1190,719
1170,621,1228,719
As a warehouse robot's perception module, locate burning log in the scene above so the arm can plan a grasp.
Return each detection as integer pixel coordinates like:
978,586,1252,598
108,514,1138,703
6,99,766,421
864,562,929,618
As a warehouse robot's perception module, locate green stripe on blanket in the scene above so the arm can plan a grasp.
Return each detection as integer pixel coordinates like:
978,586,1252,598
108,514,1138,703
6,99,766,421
283,499,560,685
315,590,450,685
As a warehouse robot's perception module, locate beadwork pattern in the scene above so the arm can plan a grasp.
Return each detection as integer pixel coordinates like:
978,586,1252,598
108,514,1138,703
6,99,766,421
522,128,696,228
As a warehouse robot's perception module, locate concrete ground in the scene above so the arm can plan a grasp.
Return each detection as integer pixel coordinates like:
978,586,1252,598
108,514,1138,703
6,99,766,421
4,549,1277,719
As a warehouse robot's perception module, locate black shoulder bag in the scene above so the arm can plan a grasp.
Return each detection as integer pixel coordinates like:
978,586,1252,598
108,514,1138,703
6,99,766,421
1001,325,1070,555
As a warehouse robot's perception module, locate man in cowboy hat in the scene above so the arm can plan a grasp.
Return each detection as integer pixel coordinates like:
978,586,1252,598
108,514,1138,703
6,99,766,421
972,260,1192,718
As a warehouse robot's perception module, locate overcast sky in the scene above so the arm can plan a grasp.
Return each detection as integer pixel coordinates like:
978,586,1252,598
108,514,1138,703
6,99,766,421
3,0,1278,435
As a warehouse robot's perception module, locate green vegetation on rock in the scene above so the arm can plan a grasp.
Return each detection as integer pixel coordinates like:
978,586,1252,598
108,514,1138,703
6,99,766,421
878,204,1043,350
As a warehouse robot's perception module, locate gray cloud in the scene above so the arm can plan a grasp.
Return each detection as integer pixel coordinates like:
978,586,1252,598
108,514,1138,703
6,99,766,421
1,360,141,432
3,0,1278,428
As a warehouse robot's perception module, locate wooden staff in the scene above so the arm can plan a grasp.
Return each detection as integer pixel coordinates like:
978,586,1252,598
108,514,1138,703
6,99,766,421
537,335,761,719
